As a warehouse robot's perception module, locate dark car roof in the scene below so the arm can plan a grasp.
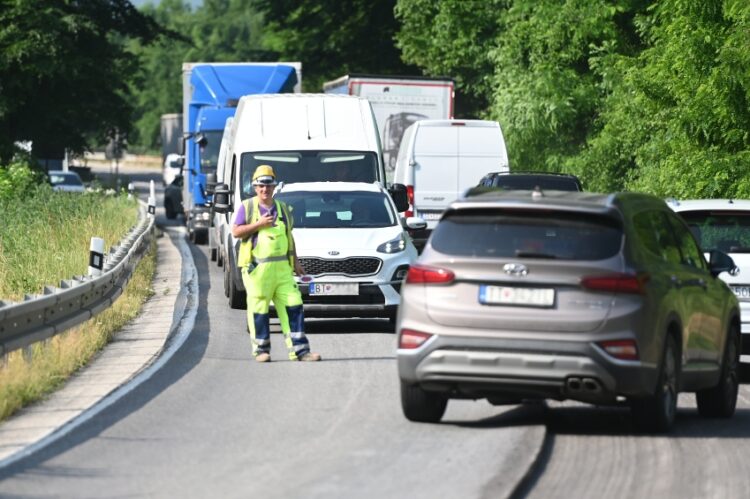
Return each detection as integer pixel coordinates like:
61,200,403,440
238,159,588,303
456,189,665,219
479,171,583,191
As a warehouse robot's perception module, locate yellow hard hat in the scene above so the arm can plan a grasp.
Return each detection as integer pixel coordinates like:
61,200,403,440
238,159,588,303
252,164,277,185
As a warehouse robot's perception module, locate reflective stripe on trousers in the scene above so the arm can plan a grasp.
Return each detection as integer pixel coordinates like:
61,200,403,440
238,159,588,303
242,260,310,360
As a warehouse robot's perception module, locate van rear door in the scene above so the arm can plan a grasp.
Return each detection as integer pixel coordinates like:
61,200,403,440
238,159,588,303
412,125,458,227
457,124,508,194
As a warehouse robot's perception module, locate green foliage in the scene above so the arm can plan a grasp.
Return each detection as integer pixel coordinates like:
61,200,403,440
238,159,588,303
253,0,416,92
0,158,44,200
0,0,173,162
0,187,138,300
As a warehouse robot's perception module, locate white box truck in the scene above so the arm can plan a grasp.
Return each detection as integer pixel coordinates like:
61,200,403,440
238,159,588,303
323,74,454,181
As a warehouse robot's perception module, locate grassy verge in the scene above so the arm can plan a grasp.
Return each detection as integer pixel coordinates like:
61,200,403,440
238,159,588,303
0,188,138,301
0,238,156,422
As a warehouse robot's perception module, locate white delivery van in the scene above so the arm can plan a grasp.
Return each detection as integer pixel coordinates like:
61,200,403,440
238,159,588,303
392,119,508,249
208,117,233,266
212,93,408,308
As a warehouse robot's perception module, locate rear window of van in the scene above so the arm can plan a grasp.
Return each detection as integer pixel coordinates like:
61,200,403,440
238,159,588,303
431,209,622,260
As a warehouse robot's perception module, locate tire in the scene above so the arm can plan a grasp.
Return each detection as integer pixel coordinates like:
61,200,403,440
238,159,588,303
217,248,224,267
400,381,447,423
227,259,246,309
193,229,207,245
210,247,218,262
696,325,739,418
165,200,176,219
631,334,679,433
222,252,231,297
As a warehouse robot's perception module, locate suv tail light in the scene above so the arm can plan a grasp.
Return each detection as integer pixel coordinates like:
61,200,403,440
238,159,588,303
405,185,414,217
399,329,433,349
598,339,639,361
580,273,649,294
406,264,455,284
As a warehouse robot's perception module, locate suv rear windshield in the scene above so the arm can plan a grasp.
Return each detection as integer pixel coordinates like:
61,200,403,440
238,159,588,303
240,151,378,199
677,210,750,253
431,209,622,260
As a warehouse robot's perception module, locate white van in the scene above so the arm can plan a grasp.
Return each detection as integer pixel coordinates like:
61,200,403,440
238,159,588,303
213,93,406,308
208,117,234,265
392,119,508,248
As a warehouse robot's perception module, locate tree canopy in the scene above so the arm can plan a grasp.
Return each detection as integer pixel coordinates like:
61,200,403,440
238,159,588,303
0,0,175,162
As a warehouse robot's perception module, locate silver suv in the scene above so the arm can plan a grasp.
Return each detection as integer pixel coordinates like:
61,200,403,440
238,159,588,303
397,189,740,431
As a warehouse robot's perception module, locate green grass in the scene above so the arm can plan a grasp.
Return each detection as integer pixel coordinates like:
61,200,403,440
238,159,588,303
0,185,139,301
0,239,156,422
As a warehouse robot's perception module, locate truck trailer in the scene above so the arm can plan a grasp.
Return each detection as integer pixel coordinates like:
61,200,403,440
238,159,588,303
181,62,302,243
323,74,454,183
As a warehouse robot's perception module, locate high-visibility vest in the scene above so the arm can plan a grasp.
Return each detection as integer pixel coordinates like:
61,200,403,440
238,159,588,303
237,197,295,269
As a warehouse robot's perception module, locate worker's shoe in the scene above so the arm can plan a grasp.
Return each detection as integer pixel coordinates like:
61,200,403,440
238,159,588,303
298,352,321,362
255,352,271,363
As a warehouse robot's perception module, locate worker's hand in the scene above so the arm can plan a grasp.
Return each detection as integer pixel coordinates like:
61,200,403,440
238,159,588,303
257,213,274,228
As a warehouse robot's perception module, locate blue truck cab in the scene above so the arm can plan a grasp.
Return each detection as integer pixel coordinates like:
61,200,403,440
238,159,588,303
181,62,301,243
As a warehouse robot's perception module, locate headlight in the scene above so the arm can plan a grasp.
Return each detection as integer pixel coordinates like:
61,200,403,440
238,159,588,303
377,233,406,254
198,212,211,221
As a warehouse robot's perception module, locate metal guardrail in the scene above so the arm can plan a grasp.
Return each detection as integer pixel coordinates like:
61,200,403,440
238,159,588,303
0,202,155,356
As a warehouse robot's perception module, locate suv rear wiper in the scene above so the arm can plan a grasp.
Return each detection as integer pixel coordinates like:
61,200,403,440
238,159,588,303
514,250,557,259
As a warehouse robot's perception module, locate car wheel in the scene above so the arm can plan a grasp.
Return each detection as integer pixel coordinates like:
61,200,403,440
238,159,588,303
217,248,224,267
165,200,176,219
210,247,218,262
227,264,246,309
222,252,231,297
631,334,679,433
400,381,447,423
696,324,739,418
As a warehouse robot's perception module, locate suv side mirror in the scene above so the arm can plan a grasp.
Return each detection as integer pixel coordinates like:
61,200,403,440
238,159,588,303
205,173,217,195
213,183,231,213
176,155,185,167
709,249,739,277
389,183,409,213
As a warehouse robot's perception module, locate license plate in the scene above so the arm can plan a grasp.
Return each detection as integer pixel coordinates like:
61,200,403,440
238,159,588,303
309,283,359,296
419,211,442,221
479,285,555,307
731,285,750,300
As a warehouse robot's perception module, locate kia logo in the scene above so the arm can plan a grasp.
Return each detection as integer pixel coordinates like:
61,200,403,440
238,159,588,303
503,263,528,276
328,250,340,256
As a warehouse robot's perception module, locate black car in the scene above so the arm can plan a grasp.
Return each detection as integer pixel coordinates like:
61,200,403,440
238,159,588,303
164,175,183,219
478,171,583,191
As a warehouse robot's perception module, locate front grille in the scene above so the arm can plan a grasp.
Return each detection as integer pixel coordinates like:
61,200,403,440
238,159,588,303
299,257,382,276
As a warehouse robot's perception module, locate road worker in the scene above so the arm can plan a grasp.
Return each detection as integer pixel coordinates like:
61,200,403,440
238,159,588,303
231,165,321,363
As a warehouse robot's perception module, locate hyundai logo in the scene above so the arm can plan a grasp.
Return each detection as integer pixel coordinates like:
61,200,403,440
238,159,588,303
328,250,340,256
503,263,528,276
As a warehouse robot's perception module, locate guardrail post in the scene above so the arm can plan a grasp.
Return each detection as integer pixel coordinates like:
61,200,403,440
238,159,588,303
128,182,135,200
147,180,156,218
89,237,105,277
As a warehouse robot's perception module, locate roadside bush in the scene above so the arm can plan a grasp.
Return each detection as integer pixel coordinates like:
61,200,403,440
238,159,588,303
0,158,43,200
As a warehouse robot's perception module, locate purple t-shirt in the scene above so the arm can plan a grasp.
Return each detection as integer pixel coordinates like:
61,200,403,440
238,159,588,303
234,201,279,248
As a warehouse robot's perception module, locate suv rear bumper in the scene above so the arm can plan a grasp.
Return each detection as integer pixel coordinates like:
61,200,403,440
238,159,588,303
397,335,659,404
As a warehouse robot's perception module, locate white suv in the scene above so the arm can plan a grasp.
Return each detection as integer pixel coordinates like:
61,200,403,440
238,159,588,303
668,198,750,362
275,181,424,319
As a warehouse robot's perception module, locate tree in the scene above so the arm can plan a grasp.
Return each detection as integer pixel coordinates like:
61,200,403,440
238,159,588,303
253,0,416,92
0,0,174,162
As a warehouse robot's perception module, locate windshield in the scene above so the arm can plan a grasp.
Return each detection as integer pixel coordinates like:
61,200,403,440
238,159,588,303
198,130,223,174
493,175,581,191
275,190,396,229
239,151,379,199
49,173,82,186
431,209,622,260
677,210,750,253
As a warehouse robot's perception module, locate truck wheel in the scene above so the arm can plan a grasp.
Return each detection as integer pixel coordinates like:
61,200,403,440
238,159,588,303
631,334,679,433
400,381,447,423
165,200,176,219
194,229,207,245
697,324,739,418
226,256,246,309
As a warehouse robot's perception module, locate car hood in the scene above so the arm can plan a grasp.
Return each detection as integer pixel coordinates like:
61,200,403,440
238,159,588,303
292,226,404,254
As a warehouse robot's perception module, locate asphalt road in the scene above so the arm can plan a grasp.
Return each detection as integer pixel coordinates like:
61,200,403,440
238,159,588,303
2,163,750,498
0,164,544,498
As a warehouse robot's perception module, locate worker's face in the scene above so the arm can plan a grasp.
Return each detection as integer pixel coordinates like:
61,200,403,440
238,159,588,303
254,183,275,202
